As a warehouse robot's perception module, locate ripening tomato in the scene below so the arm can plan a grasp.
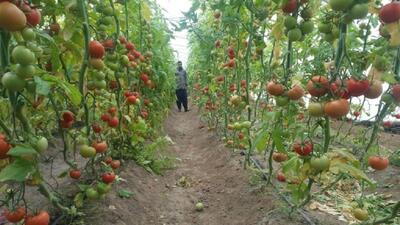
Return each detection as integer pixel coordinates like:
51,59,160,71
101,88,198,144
111,160,121,169
272,152,288,163
214,10,221,19
127,95,137,105
108,107,117,115
101,172,116,184
80,145,96,158
368,156,389,170
0,2,27,31
365,80,383,99
240,80,246,89
379,2,400,24
4,207,25,223
89,40,105,58
143,99,150,106
287,85,304,100
102,39,114,49
92,141,108,154
69,169,81,179
109,80,118,90
310,156,330,172
353,111,360,117
346,78,369,97
25,211,50,225
307,76,329,97
119,36,126,44
308,102,325,117
392,84,400,102
324,99,350,118
282,0,297,13
49,23,60,34
266,81,285,96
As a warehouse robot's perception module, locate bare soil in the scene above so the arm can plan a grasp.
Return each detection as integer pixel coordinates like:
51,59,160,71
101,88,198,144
84,107,343,225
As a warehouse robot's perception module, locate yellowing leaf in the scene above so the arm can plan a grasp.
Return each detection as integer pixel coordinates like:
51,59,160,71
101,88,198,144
142,3,152,21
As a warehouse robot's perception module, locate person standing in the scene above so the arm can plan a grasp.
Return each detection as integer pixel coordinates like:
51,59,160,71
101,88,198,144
175,61,189,112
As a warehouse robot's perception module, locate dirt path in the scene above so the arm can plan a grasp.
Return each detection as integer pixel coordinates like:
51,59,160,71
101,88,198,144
84,107,343,225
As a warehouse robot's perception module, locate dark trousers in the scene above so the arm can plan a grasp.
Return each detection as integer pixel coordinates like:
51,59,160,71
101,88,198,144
176,89,188,111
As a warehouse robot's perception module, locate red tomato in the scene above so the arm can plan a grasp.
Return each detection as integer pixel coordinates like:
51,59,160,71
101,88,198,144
109,80,118,90
383,121,392,127
287,85,304,100
353,111,360,117
25,7,41,27
62,111,75,123
101,114,111,122
92,124,102,133
104,156,112,164
101,172,116,184
141,110,149,119
69,169,81,179
0,138,11,159
25,211,50,225
346,78,369,97
276,172,286,182
240,80,246,89
89,40,105,59
125,42,135,50
140,73,149,83
368,156,389,170
108,117,119,127
60,120,73,129
293,141,313,156
282,0,297,13
143,99,150,106
4,207,25,223
379,2,400,24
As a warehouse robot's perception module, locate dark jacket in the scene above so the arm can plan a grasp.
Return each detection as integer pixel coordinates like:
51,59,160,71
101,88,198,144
175,68,188,90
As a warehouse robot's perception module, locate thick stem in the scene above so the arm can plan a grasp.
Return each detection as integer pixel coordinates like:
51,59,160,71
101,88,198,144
371,201,400,225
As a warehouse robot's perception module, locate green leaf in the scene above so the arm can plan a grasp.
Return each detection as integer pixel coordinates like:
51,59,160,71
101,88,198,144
118,189,134,199
41,74,82,105
58,170,69,178
0,159,35,182
282,157,300,174
77,184,90,191
34,76,50,96
7,144,38,157
254,129,269,152
381,72,397,84
272,129,284,152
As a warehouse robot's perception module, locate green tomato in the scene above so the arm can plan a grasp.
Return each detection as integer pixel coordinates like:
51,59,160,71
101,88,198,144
310,156,330,172
85,188,99,200
12,46,36,65
287,28,302,42
80,145,96,158
1,72,26,91
241,121,251,129
318,23,333,34
381,93,393,104
93,71,106,80
26,80,36,94
35,137,48,153
300,21,314,35
103,7,114,16
22,28,36,41
97,182,112,195
350,4,369,19
284,16,297,29
324,33,336,43
308,102,325,117
329,0,353,11
275,96,289,107
353,208,369,221
301,8,313,19
95,80,107,89
195,202,204,212
121,55,130,66
15,64,35,78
